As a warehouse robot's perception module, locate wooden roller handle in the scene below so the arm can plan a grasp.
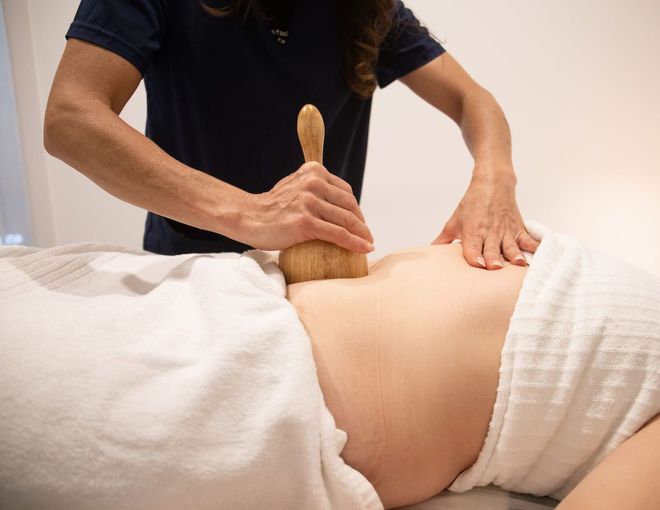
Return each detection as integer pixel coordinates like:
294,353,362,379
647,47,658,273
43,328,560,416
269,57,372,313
278,105,369,285
297,104,325,165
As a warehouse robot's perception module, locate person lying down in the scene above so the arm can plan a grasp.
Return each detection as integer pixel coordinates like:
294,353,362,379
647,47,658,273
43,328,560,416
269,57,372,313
0,221,658,510
288,222,660,509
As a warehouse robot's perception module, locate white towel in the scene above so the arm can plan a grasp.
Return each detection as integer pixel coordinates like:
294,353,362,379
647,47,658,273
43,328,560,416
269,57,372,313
0,244,383,510
448,221,660,499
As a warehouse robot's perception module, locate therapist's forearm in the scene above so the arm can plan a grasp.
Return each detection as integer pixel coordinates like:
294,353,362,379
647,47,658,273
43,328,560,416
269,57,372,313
44,98,248,240
459,87,517,185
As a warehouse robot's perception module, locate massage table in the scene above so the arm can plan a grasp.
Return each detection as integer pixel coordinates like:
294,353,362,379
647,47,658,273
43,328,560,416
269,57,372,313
404,485,558,509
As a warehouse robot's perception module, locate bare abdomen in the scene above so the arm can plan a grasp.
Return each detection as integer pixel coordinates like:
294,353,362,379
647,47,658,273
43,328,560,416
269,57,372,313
287,244,527,508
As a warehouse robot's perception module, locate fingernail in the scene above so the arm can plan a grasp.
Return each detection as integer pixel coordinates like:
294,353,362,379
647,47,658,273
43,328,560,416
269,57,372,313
515,255,527,265
476,256,486,268
367,243,375,251
492,260,504,268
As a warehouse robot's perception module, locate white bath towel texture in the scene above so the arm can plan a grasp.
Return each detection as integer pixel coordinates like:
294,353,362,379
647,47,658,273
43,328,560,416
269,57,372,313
2,222,659,508
449,220,660,499
0,245,383,510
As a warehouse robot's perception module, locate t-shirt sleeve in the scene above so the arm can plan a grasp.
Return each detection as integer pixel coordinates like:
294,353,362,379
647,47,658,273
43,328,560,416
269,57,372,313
65,0,166,76
376,1,446,88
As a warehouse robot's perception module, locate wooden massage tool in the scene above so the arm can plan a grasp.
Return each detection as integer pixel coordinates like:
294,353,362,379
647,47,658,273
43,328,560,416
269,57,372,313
278,105,369,284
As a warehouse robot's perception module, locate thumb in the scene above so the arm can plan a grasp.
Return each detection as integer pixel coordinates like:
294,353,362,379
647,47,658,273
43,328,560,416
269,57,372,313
432,226,457,245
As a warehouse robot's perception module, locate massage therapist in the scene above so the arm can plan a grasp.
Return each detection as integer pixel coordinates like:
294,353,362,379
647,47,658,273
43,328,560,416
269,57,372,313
44,0,540,269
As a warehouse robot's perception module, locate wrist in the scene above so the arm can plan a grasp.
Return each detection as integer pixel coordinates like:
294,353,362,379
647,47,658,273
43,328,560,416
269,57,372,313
471,162,517,188
211,187,255,242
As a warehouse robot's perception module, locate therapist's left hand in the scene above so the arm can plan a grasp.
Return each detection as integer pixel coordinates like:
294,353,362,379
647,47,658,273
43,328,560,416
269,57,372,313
431,171,540,270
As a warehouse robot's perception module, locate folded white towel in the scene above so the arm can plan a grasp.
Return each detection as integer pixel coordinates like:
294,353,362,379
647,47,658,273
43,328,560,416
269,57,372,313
0,244,383,510
449,221,660,499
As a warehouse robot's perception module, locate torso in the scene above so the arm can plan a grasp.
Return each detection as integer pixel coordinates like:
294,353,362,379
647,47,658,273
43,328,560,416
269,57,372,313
141,0,370,254
287,243,527,507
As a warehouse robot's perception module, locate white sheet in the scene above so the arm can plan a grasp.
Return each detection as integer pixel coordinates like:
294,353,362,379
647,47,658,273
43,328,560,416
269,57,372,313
0,244,382,510
448,221,660,499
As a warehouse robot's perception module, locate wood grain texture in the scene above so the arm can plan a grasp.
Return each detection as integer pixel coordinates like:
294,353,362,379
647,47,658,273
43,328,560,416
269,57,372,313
279,105,368,284
297,104,324,164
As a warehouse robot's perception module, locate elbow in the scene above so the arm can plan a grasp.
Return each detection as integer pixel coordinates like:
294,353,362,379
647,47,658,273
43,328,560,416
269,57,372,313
43,97,85,160
43,101,68,158
43,124,58,159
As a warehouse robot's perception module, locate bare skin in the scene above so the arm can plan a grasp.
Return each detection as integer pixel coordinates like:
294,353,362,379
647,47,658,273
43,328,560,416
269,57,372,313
288,243,527,507
556,413,660,510
287,243,660,509
399,55,540,268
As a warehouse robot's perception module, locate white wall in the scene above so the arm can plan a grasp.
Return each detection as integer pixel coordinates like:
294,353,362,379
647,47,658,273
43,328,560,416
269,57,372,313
364,0,660,276
4,0,147,248
5,0,660,276
0,2,32,243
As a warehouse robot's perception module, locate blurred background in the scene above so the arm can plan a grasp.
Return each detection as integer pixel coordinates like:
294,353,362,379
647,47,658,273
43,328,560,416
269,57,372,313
1,0,659,275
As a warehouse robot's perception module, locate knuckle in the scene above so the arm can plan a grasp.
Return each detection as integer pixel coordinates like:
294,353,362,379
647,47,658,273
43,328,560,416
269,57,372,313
502,241,518,252
300,161,322,175
298,215,315,234
475,218,490,230
343,193,359,212
465,238,483,249
312,176,328,192
342,209,357,228
298,191,316,209
302,176,322,193
484,237,501,249
337,228,351,242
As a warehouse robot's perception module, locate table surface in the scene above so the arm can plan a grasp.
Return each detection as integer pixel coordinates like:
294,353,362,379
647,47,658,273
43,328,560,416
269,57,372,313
401,486,559,510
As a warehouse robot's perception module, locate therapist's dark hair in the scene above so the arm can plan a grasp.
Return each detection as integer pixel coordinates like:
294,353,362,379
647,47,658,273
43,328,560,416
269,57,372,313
200,0,396,99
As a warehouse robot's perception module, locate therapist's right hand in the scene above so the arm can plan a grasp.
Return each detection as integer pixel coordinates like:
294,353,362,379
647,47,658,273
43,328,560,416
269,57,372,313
242,162,375,253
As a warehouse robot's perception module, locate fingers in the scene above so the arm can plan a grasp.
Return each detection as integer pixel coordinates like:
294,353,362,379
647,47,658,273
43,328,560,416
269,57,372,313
304,217,374,254
517,231,540,253
296,162,372,245
479,227,539,269
483,226,538,268
461,233,486,269
502,232,527,267
297,162,366,221
323,183,371,239
325,171,355,198
482,232,504,269
462,223,534,270
300,161,354,196
432,226,457,245
317,200,373,247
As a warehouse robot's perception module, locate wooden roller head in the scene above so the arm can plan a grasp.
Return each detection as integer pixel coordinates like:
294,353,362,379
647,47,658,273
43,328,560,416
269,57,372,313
279,239,369,284
278,105,369,285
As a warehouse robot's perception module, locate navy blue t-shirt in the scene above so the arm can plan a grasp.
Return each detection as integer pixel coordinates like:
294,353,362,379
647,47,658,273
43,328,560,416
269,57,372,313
66,0,445,254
